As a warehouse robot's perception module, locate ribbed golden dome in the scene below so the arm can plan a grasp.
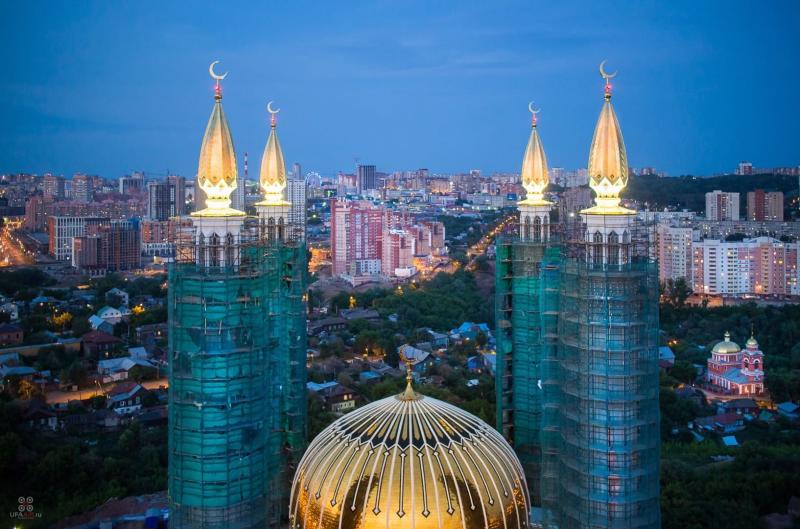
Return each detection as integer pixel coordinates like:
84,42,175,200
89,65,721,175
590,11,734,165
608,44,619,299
257,102,290,206
712,332,741,354
289,391,530,529
519,109,550,206
194,63,243,217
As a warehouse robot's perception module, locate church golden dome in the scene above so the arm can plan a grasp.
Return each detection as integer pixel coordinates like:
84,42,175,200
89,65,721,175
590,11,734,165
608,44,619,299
289,378,530,529
194,61,244,217
712,332,741,354
519,103,550,206
583,61,631,215
256,101,290,206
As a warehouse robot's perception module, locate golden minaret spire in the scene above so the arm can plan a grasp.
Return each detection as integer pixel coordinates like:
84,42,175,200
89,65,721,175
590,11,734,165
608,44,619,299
519,102,550,205
193,61,243,217
583,60,632,215
256,101,290,206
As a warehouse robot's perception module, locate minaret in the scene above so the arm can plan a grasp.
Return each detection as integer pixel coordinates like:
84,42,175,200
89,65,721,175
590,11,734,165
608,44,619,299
191,61,246,266
169,62,270,529
518,103,552,242
255,101,291,242
550,62,660,529
582,61,634,266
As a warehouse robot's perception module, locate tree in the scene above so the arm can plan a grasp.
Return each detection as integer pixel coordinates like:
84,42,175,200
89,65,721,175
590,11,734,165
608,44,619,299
664,278,692,308
669,361,697,385
71,316,91,336
17,379,41,400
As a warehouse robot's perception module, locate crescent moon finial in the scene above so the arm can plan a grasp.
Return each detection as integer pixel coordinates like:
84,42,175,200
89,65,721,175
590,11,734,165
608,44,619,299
599,60,617,80
528,101,540,127
209,60,228,81
267,101,280,127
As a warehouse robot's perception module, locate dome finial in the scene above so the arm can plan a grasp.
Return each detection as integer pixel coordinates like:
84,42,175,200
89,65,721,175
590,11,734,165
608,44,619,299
599,60,617,101
528,101,540,127
267,100,280,128
399,349,418,401
724,331,731,341
209,60,227,101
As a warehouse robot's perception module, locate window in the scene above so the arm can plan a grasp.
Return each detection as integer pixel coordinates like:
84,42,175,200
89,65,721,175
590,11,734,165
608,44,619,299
209,233,221,267
533,216,542,242
608,231,619,265
225,233,235,267
593,231,604,265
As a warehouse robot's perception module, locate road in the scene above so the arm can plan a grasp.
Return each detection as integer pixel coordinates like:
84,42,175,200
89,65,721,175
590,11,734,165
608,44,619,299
0,226,35,267
46,377,169,405
465,214,515,271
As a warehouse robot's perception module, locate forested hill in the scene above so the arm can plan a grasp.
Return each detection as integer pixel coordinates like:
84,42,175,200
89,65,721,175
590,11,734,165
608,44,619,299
624,173,798,212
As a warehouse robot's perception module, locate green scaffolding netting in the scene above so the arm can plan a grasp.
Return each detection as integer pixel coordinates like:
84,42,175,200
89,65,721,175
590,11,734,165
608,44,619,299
496,223,660,529
168,240,307,529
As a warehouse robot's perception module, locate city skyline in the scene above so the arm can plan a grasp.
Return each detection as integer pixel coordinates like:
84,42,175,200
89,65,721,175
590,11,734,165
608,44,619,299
2,1,799,179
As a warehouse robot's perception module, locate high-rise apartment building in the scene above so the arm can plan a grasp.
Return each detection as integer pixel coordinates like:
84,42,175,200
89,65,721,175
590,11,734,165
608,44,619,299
357,164,376,193
656,225,693,284
691,237,799,295
24,194,47,231
147,176,187,220
168,69,306,529
747,189,784,221
330,198,383,276
736,161,754,175
705,190,740,221
497,72,660,529
71,173,94,203
43,174,65,200
48,216,108,261
119,172,146,195
287,178,306,240
72,219,141,275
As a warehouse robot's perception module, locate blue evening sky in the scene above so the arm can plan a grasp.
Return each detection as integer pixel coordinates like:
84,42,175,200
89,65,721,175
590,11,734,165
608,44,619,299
1,1,798,179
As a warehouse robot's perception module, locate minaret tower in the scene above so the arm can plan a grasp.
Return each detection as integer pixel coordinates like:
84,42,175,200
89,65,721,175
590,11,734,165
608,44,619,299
519,103,553,242
552,62,660,529
169,62,271,529
581,61,634,266
191,61,246,264
255,101,291,242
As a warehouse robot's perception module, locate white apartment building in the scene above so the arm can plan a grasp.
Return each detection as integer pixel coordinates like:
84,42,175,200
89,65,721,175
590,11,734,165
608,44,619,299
691,237,799,296
656,225,694,284
705,190,740,221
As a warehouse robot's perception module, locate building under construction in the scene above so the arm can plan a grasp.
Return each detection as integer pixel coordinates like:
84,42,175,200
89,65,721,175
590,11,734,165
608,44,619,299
168,65,306,529
496,70,661,529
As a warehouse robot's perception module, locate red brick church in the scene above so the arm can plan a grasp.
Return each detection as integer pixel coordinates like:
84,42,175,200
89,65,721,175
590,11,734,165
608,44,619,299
707,331,765,396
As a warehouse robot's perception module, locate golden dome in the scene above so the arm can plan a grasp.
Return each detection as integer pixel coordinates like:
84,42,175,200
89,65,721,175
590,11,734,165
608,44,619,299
289,391,530,529
712,332,741,354
194,62,243,217
257,102,290,206
519,106,550,206
583,62,631,215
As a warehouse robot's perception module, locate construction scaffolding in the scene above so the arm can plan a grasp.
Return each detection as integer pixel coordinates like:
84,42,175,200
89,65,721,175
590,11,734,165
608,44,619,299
496,215,660,529
496,236,560,507
168,218,307,529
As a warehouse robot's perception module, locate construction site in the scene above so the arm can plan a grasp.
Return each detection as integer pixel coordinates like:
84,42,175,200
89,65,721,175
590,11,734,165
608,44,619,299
168,218,306,529
496,216,661,529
